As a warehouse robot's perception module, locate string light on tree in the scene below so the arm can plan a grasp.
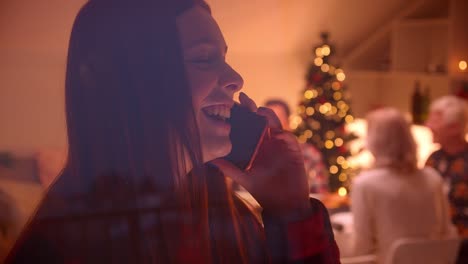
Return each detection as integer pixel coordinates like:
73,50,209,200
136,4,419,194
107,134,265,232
459,60,467,71
293,32,358,193
338,187,347,197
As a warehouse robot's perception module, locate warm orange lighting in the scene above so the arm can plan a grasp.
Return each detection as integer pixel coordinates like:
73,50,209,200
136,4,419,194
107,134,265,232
321,63,330,72
298,106,305,114
332,81,341,90
298,136,307,144
338,187,347,196
321,45,331,56
345,115,354,123
337,156,345,164
459,60,467,71
325,140,334,149
314,57,323,66
335,138,344,147
330,165,339,174
290,116,303,130
339,173,347,182
336,72,346,81
319,104,328,114
333,92,342,100
326,130,335,139
315,47,323,57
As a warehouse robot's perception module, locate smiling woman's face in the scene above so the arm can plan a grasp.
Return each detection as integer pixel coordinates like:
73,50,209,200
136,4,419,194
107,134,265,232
177,6,243,162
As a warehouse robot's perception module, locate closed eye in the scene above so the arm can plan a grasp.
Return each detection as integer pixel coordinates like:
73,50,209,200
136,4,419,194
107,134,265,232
191,57,216,64
189,55,224,68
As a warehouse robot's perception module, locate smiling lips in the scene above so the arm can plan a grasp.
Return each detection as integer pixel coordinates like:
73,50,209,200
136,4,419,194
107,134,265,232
202,104,231,122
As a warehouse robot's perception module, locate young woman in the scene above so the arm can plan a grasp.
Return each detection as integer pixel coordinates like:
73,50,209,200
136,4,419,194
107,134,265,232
6,0,339,263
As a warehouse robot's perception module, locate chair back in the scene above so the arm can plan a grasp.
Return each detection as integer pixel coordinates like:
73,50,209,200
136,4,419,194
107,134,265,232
385,237,461,264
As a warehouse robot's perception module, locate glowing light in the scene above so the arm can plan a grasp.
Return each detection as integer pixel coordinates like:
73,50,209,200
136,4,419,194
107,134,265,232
325,130,335,139
314,57,324,66
331,106,338,115
306,107,315,116
338,187,348,197
339,173,347,182
335,138,344,147
298,136,307,144
304,130,313,138
336,72,346,81
337,101,345,108
315,48,323,57
325,140,334,149
337,156,345,164
330,165,339,174
341,104,350,112
328,66,336,74
333,92,342,100
342,162,349,169
321,64,330,72
321,45,331,56
290,116,303,130
335,68,344,74
312,90,318,98
298,106,305,114
460,60,467,71
319,104,328,114
304,90,314,99
292,116,302,124
332,82,341,90
345,115,354,123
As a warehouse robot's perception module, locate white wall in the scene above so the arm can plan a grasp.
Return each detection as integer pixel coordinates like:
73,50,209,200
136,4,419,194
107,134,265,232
346,71,451,118
0,0,85,152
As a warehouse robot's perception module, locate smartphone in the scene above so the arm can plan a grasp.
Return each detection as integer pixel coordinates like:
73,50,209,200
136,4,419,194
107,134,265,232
224,104,269,171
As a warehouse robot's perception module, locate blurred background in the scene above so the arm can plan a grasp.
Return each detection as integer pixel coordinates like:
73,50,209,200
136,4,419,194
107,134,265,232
0,0,466,151
0,0,467,261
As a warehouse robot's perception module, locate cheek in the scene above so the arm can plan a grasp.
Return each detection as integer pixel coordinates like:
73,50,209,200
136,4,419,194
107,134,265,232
186,68,218,110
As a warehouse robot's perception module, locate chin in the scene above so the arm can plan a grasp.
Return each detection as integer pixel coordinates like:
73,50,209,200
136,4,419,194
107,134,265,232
202,139,232,162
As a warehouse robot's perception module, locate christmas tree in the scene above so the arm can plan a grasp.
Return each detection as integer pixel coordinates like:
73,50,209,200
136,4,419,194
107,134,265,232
292,32,356,193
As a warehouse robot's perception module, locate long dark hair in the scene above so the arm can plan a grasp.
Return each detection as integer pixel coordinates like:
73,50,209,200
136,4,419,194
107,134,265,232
55,0,263,262
64,0,199,196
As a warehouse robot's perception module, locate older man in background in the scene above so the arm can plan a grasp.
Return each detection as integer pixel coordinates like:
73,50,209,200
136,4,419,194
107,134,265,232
425,95,468,263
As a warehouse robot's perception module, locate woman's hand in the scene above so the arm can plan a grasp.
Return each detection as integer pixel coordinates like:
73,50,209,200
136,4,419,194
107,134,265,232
211,92,310,221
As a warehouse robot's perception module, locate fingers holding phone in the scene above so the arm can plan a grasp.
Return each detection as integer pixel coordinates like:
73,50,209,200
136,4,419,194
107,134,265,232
212,93,310,220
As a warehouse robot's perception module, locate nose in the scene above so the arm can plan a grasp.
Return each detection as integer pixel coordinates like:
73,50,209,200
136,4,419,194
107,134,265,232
219,63,243,94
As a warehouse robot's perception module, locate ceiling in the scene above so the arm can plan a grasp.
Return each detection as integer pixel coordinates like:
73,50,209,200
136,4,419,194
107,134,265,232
0,0,417,61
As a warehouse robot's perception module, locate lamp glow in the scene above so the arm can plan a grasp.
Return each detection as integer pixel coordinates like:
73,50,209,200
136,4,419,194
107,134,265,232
459,60,467,71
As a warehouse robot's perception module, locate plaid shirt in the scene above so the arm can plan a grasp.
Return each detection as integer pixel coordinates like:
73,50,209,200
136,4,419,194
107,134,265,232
426,143,468,237
6,169,340,264
263,198,340,263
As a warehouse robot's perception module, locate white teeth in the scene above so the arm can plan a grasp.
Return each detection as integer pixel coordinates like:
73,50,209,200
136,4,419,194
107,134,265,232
203,105,231,120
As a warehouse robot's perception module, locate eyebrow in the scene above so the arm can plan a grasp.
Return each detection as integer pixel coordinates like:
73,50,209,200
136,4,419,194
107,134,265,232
186,39,228,54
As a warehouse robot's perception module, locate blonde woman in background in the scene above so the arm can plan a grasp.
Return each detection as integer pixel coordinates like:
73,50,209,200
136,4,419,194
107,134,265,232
351,107,456,263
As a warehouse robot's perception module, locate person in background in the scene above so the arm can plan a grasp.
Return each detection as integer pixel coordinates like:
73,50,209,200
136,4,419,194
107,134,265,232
264,99,328,194
352,107,455,263
425,95,468,264
5,1,339,263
